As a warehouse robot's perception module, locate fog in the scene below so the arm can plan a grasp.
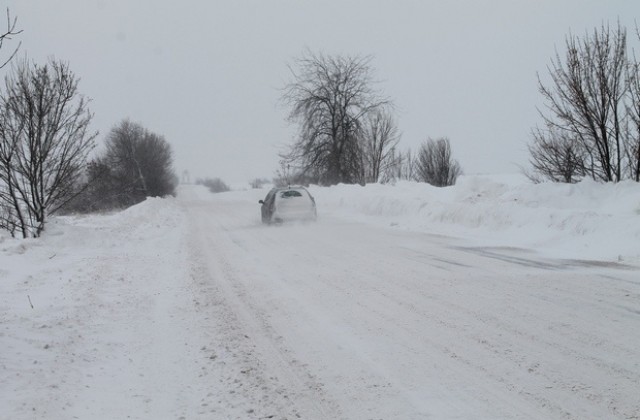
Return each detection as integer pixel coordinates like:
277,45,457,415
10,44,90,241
4,0,637,183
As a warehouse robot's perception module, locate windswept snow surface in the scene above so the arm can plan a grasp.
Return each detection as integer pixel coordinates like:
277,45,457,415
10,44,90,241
308,174,640,262
1,175,639,419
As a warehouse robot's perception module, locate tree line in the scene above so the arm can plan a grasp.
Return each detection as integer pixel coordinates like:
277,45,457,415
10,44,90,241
280,24,640,187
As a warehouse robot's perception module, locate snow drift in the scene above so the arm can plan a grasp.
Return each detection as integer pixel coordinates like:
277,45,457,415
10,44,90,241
307,174,640,261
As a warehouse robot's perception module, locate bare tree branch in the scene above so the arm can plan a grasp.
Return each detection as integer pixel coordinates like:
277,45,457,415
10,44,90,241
0,8,22,69
361,109,400,183
528,125,586,183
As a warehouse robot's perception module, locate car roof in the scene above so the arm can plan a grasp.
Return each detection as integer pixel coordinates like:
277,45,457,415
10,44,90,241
272,185,308,192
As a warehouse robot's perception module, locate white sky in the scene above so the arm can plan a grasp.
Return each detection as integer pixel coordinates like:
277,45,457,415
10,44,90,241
4,0,639,183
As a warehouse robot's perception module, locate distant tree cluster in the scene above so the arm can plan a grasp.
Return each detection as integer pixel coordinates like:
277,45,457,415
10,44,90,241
196,177,230,193
249,178,270,189
280,51,462,187
65,120,178,213
529,23,640,183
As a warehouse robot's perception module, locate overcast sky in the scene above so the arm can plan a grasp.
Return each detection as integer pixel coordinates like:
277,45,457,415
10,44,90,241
4,1,638,183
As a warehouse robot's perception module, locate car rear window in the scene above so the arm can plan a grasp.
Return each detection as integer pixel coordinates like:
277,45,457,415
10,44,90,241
280,190,303,198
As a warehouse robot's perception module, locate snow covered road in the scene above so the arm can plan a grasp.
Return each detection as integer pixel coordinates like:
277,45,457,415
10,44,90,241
2,183,640,419
181,186,640,419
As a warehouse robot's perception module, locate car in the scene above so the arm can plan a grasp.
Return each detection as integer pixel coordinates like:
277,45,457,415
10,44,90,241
259,186,317,224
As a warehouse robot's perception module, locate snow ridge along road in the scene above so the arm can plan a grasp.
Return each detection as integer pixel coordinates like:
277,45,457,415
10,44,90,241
1,183,639,419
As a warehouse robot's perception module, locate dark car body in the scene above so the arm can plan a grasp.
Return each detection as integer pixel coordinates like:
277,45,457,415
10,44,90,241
259,186,317,224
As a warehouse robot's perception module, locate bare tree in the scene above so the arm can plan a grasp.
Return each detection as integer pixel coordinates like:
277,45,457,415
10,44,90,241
102,120,177,206
281,51,389,185
535,23,628,182
0,59,96,237
415,138,462,187
376,147,414,183
626,39,640,181
400,148,417,181
528,125,586,183
0,9,21,69
361,109,400,183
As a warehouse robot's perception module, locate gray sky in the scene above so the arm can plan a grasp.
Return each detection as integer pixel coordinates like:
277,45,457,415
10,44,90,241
4,1,639,183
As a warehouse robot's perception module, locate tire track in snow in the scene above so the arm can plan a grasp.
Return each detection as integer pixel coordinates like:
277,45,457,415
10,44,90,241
236,215,640,419
184,199,341,419
297,230,640,419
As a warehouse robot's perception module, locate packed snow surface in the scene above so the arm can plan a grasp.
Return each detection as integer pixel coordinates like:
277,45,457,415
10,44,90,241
1,175,639,419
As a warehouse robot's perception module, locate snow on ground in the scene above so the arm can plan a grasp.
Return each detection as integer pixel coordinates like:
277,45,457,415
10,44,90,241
308,174,640,262
1,175,639,419
0,198,215,419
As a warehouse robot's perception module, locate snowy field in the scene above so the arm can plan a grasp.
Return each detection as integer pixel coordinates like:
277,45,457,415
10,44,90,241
1,175,639,419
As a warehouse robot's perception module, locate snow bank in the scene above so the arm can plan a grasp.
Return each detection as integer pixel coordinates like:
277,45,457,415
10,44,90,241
0,195,204,419
3,176,638,263
309,175,640,261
